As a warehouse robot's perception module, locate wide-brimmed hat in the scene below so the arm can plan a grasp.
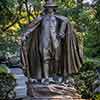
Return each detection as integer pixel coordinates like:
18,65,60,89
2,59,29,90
44,0,57,7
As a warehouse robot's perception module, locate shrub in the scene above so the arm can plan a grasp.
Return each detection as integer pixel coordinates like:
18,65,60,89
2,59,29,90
0,71,16,99
94,93,100,100
73,59,99,99
0,64,9,73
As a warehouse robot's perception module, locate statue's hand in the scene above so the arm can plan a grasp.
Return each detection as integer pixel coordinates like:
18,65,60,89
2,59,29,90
21,32,30,41
56,32,65,40
21,36,26,41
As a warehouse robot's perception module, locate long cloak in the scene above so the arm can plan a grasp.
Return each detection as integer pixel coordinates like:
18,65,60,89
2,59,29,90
21,15,83,78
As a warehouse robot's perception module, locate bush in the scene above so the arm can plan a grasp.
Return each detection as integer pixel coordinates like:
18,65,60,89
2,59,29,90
0,64,9,73
80,59,97,71
0,73,16,100
73,59,99,99
94,93,100,100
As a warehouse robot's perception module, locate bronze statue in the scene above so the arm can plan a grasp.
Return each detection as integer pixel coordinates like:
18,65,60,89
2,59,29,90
21,0,83,81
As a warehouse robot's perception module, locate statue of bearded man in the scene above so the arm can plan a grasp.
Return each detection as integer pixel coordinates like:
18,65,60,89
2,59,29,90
21,0,83,81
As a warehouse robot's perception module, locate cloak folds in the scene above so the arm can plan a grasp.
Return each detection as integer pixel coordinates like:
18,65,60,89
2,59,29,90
21,15,83,78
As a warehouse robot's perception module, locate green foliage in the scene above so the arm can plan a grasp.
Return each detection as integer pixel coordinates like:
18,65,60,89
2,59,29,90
0,0,16,28
73,59,99,99
0,0,41,56
0,65,16,99
81,59,96,71
0,64,8,73
0,73,16,100
95,93,100,100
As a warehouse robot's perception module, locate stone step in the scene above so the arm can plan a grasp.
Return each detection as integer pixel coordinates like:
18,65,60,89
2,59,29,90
23,96,85,100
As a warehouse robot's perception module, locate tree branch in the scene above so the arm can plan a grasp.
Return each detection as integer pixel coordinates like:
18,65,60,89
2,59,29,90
2,17,25,32
24,0,31,23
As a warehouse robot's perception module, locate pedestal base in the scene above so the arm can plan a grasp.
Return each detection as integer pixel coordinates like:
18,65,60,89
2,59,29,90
27,83,82,100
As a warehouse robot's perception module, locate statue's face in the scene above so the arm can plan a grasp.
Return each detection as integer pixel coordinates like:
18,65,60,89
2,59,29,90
47,7,54,14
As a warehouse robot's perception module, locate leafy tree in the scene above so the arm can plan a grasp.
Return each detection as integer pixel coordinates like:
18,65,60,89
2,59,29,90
0,0,40,56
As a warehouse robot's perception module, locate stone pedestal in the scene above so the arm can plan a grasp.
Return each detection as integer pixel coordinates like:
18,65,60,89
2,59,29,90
27,82,82,100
